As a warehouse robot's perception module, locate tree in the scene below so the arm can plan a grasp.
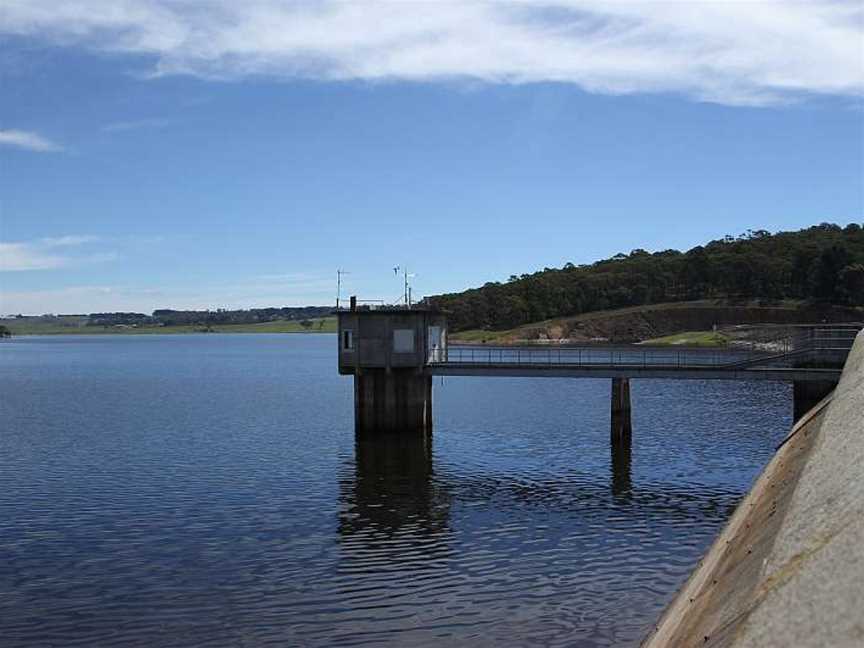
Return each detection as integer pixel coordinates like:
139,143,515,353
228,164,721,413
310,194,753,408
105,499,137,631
838,264,864,305
810,245,850,302
428,223,864,331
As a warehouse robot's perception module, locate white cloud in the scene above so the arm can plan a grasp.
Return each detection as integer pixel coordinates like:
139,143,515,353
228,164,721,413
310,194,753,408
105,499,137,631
0,129,63,152
0,0,861,106
0,236,116,271
39,235,100,247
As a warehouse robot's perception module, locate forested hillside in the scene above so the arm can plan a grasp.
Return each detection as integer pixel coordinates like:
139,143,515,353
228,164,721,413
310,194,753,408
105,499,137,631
429,223,864,331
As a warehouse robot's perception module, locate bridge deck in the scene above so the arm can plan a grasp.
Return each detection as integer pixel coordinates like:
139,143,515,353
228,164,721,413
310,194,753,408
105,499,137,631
429,363,842,381
428,341,855,382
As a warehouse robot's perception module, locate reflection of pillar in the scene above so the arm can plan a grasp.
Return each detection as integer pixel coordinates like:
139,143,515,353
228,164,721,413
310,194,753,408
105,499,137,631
354,369,432,434
611,432,632,498
339,431,450,540
611,378,632,497
611,377,632,445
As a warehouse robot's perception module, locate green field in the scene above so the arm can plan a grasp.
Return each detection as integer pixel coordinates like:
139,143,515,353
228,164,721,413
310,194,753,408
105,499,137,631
0,317,337,336
640,331,730,347
449,327,520,344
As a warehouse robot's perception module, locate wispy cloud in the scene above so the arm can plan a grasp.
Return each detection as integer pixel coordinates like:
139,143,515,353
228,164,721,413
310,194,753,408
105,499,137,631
256,272,331,284
0,285,133,316
103,118,170,132
0,129,63,152
0,236,117,271
0,280,334,315
0,1,861,106
40,235,100,247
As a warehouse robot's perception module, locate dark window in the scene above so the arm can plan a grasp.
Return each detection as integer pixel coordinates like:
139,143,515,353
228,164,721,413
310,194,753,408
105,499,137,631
342,329,354,350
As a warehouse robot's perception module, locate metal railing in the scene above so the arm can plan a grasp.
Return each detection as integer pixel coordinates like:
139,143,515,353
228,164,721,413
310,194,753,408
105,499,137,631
429,325,861,371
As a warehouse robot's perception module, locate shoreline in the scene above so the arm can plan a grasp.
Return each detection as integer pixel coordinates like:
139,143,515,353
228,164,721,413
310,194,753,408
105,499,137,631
1,328,337,337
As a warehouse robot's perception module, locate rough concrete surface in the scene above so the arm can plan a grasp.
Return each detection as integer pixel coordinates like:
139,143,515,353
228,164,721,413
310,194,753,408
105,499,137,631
735,329,864,647
644,330,864,647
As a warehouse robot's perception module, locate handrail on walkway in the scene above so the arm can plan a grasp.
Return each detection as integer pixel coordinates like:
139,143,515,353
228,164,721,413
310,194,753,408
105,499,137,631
429,324,862,371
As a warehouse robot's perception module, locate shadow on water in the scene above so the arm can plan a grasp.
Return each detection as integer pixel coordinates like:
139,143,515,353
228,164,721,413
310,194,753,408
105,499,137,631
331,425,741,647
611,433,633,500
338,431,452,545
338,427,737,546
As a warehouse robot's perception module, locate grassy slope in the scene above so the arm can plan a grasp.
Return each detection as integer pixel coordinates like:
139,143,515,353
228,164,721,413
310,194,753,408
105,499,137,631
449,301,736,343
449,299,862,345
1,317,337,336
639,331,729,347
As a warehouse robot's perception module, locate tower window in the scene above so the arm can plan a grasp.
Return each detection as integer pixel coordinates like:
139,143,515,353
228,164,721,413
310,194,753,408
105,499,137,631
393,329,415,353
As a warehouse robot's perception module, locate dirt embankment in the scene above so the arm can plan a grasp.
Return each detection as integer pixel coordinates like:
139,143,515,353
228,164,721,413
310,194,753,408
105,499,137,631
480,302,862,344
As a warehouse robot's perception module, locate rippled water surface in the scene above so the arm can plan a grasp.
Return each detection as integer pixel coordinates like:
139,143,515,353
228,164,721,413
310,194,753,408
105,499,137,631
0,334,791,647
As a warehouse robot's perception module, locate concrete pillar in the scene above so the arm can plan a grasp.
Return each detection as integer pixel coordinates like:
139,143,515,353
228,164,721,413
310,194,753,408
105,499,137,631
611,377,632,445
354,368,432,434
792,380,835,423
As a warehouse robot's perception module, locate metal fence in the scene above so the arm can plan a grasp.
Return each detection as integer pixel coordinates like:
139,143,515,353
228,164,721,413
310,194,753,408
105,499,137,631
431,325,861,370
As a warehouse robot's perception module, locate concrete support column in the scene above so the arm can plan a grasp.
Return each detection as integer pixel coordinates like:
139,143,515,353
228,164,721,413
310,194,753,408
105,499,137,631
611,377,632,445
792,380,835,423
354,369,432,434
611,378,632,496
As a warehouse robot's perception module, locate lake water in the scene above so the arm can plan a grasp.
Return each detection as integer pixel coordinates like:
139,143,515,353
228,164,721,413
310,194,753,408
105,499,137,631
0,334,791,647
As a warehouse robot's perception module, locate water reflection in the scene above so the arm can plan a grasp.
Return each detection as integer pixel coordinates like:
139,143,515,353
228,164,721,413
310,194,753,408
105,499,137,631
338,432,451,544
610,433,633,499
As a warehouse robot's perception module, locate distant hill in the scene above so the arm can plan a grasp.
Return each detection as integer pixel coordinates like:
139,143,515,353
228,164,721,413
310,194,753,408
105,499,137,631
2,306,333,333
428,223,864,332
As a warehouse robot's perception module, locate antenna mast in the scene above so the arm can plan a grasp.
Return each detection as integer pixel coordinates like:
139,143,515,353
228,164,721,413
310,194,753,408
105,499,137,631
393,266,416,307
336,269,350,309
404,268,417,307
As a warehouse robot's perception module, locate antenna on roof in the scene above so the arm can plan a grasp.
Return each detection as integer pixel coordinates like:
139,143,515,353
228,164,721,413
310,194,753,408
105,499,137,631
391,266,417,306
336,269,350,309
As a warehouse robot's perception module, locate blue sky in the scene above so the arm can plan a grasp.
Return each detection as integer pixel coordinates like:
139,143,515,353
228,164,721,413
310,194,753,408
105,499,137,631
1,1,862,315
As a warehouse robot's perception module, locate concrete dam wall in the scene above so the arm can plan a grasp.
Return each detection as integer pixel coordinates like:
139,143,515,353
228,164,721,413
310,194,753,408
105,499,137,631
643,330,864,647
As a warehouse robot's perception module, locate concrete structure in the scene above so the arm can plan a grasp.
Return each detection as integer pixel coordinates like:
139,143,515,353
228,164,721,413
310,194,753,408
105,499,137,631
337,313,857,434
643,329,864,647
334,312,862,641
430,328,858,423
611,377,632,449
337,303,446,434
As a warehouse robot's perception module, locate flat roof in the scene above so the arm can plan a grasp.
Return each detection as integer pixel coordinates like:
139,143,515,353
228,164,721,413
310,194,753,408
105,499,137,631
334,307,440,315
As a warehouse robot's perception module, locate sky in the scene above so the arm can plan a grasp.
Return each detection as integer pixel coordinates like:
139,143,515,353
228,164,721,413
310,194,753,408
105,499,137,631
1,0,862,315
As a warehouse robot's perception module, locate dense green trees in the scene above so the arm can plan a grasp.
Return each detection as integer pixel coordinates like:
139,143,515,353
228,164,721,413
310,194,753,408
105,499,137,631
429,223,864,331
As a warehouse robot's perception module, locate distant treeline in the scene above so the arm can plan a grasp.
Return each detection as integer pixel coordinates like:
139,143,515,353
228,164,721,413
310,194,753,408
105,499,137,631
78,306,332,327
428,223,864,331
